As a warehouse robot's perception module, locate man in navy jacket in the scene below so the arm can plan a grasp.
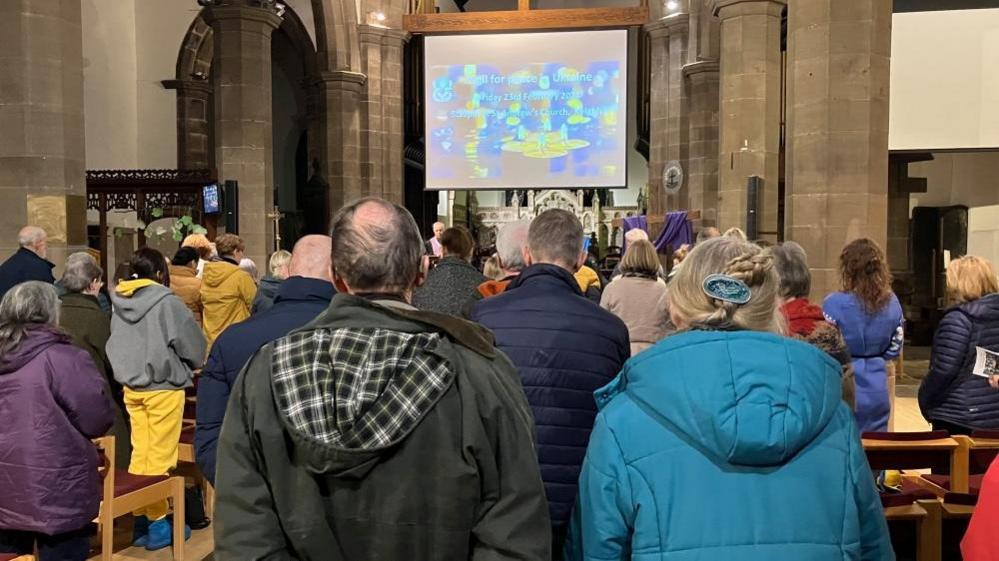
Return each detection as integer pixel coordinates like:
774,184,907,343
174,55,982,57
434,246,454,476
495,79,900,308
470,209,630,556
195,235,336,483
0,226,55,301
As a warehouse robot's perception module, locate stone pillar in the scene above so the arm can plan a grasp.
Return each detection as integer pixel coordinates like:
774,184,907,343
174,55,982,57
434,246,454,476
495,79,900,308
172,79,213,170
712,0,784,240
358,25,407,205
786,0,892,297
685,61,720,227
322,71,366,213
0,0,88,271
645,11,690,222
205,3,281,266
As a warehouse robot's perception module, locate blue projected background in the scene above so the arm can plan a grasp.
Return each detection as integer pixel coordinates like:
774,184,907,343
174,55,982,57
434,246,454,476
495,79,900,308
424,30,629,190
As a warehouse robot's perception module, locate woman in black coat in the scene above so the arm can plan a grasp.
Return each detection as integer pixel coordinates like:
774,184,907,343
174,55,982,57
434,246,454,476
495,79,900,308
919,255,999,434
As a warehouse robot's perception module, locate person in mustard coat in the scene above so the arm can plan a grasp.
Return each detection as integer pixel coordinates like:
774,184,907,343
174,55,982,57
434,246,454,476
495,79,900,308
168,247,203,328
200,234,256,347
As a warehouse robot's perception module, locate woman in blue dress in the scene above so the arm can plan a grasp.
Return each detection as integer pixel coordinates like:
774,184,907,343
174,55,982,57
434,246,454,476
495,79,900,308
824,238,904,433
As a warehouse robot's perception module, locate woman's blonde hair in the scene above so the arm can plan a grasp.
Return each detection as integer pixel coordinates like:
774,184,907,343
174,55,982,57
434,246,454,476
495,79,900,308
620,240,661,277
268,250,292,279
668,236,782,333
947,255,999,304
483,255,504,281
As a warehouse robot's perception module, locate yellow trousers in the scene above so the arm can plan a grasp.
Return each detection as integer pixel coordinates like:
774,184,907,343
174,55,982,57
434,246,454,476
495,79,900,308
123,388,185,520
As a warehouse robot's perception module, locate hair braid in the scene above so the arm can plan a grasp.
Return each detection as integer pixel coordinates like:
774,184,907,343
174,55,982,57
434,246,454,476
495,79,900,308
702,252,775,326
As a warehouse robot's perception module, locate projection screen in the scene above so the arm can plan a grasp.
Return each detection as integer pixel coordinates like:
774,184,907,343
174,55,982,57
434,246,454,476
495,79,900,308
424,30,629,190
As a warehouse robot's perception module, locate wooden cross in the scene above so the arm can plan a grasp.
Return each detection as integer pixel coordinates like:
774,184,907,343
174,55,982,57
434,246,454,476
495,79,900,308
611,209,701,230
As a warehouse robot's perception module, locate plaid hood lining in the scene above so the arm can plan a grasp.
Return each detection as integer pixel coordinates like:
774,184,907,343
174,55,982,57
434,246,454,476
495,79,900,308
272,327,453,450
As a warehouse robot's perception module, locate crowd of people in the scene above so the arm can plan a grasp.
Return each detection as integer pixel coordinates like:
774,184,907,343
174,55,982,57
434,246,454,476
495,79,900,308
2,199,999,560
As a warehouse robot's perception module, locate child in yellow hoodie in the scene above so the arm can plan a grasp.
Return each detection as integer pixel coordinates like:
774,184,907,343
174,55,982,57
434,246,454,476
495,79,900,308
107,248,206,551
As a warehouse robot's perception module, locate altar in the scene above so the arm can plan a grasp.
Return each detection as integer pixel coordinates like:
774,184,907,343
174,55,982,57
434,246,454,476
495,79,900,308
473,189,640,253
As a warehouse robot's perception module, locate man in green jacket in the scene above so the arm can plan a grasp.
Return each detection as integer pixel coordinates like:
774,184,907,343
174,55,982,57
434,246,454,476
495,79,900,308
214,197,551,561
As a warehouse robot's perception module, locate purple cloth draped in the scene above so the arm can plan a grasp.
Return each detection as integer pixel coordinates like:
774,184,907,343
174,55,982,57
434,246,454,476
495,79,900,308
621,216,648,251
622,212,692,254
653,211,693,253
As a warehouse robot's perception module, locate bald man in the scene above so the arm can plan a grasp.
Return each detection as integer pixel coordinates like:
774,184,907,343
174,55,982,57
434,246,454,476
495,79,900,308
195,235,335,483
427,221,446,257
214,198,549,561
0,226,55,301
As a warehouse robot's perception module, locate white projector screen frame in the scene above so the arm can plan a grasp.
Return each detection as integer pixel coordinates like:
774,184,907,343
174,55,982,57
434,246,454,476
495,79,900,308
890,9,999,151
423,29,629,191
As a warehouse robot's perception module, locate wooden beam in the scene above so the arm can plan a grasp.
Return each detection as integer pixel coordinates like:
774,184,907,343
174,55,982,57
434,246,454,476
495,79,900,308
404,6,649,33
611,209,701,230
518,0,530,11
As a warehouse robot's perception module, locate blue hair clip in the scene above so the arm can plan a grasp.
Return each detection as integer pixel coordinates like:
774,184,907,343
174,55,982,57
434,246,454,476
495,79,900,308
703,274,752,305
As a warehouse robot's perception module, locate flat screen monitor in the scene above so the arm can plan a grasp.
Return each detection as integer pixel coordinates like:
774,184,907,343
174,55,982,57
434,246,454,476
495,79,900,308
424,29,629,191
203,184,220,214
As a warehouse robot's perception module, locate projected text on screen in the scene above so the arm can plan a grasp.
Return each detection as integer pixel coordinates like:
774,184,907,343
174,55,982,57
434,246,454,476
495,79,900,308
424,30,629,190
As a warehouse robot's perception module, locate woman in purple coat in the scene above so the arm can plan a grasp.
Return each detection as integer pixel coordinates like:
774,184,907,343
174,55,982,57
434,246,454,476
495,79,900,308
0,281,114,561
823,239,904,433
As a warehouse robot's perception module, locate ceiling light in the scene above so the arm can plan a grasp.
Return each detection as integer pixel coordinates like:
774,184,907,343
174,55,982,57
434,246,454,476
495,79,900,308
666,0,679,10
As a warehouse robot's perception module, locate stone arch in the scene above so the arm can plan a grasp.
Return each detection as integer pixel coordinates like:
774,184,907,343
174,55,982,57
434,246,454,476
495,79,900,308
312,0,362,73
170,7,323,171
169,15,215,169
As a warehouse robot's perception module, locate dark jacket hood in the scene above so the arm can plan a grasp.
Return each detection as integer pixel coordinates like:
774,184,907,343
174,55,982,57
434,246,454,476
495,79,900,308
18,247,55,270
957,293,999,321
604,330,843,466
60,292,102,311
272,294,496,478
0,326,68,374
507,263,583,295
273,276,335,305
110,282,173,324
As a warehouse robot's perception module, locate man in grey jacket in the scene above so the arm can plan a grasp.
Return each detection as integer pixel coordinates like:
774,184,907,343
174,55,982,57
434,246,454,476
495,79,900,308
214,197,551,561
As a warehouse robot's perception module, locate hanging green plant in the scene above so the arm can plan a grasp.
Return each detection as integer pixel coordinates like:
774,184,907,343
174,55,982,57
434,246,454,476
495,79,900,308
131,211,207,244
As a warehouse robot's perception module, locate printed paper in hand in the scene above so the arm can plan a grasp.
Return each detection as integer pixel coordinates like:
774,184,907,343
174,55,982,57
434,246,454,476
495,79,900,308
973,346,999,378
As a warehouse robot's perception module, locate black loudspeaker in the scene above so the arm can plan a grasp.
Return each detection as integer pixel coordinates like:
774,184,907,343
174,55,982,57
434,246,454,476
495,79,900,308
746,176,762,241
223,180,239,234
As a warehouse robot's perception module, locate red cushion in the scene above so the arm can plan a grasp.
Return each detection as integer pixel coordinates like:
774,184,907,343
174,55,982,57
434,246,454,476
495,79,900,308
921,473,985,495
863,430,950,441
880,479,938,508
0,554,23,561
946,492,979,506
180,426,195,445
114,470,169,497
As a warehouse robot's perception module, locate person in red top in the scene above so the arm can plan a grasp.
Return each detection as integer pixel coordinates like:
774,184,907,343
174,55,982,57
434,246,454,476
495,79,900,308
963,457,999,560
771,242,856,409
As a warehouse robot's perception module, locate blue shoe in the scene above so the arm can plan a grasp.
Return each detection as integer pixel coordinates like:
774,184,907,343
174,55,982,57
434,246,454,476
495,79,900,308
144,518,192,551
132,515,150,547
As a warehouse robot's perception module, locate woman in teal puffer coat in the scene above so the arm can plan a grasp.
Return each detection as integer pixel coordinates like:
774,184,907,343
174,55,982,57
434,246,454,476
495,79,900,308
564,237,893,561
